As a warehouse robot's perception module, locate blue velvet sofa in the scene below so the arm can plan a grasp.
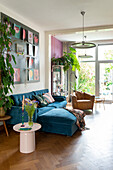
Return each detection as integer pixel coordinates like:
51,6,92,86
7,89,67,125
7,89,78,136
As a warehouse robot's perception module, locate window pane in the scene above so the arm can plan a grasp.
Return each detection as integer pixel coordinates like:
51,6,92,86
99,63,113,100
77,62,95,95
98,44,113,60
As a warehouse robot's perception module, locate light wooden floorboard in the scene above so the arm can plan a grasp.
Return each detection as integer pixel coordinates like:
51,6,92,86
0,103,113,170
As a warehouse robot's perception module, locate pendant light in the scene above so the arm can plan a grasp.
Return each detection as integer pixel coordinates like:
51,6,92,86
78,36,93,58
71,11,96,49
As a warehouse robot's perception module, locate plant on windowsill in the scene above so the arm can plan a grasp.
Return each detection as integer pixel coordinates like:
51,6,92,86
0,18,16,117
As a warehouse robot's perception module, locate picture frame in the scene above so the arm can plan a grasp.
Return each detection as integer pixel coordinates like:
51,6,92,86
14,68,20,82
15,44,24,54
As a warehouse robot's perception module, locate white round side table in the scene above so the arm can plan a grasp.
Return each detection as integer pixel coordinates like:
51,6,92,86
13,122,41,153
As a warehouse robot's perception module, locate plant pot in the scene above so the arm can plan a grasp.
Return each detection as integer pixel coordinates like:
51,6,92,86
0,107,5,117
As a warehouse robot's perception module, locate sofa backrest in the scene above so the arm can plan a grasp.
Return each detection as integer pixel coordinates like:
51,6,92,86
11,91,35,106
75,91,84,100
33,89,49,96
11,89,49,106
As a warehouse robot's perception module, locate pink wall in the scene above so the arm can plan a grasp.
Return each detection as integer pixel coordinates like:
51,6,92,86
51,36,63,58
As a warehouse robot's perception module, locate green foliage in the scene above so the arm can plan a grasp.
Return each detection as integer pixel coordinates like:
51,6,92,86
0,18,16,111
63,47,80,72
77,63,95,94
51,47,80,72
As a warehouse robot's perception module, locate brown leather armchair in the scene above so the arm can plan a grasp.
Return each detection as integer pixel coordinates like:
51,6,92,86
72,91,95,110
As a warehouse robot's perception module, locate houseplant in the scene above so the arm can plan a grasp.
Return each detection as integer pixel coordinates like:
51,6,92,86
51,47,80,72
0,18,16,116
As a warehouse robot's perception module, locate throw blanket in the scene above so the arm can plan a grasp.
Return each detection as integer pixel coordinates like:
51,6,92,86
64,108,86,131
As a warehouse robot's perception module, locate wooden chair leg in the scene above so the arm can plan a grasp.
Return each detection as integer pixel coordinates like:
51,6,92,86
3,120,9,136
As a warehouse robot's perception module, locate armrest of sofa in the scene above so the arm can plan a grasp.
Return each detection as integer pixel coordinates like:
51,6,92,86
90,95,95,103
71,95,77,109
52,95,66,102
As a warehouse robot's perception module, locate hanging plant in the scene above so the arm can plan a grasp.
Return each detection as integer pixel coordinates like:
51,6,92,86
62,47,80,72
0,18,16,113
51,47,80,72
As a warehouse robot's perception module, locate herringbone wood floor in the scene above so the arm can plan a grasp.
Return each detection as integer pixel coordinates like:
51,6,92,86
0,103,113,170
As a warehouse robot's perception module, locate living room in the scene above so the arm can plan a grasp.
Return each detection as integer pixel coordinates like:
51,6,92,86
0,0,113,170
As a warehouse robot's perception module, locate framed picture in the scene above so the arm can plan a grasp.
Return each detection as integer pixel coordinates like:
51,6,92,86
29,69,34,81
28,31,33,44
15,44,24,54
29,44,33,56
21,28,28,41
34,69,39,80
35,46,39,57
14,68,20,82
33,34,39,45
14,23,21,39
29,58,35,68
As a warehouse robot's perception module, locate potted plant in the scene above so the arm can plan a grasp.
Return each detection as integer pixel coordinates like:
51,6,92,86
51,47,80,72
0,18,16,116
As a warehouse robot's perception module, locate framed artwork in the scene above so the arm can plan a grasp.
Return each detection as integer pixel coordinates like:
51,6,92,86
35,46,38,57
34,69,39,80
29,69,34,81
28,31,33,44
14,68,20,82
29,44,33,56
14,23,21,39
26,57,29,68
15,44,24,54
1,13,40,84
29,58,35,68
21,28,28,41
33,34,39,45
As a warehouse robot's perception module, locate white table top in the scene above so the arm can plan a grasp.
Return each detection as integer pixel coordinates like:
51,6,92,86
13,122,41,133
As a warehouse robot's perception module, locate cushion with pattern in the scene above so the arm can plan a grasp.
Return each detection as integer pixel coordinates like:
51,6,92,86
33,95,48,107
43,92,55,104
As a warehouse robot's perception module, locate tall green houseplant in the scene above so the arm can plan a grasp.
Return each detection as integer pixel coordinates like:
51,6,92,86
0,18,16,114
63,47,80,72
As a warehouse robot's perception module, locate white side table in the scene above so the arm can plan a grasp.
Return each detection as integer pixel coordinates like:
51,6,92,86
13,122,41,153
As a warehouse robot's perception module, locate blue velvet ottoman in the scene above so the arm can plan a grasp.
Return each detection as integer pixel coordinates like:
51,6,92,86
37,108,78,136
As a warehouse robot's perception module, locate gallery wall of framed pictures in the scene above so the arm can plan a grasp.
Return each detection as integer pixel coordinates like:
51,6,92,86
1,12,40,84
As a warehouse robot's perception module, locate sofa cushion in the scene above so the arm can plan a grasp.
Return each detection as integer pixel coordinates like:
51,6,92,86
33,95,48,107
48,101,67,108
77,100,91,103
37,106,55,116
38,108,77,125
43,93,55,103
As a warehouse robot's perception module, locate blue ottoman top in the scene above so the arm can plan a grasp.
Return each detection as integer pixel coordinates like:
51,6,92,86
38,108,77,125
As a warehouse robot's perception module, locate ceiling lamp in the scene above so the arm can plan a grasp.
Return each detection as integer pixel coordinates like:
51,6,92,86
78,54,93,58
71,11,96,49
78,36,93,58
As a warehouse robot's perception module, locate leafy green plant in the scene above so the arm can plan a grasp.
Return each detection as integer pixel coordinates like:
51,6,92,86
51,47,80,72
63,47,80,72
0,18,16,111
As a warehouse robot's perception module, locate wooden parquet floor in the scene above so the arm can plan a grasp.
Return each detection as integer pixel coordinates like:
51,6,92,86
0,103,113,170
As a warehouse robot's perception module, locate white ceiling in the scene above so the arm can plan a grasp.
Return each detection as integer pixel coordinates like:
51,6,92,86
1,0,113,41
